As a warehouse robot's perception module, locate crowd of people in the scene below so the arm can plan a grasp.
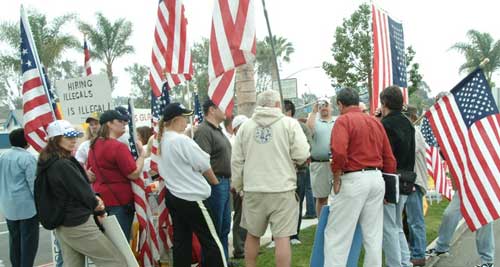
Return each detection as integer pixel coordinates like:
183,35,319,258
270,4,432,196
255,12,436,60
0,85,495,267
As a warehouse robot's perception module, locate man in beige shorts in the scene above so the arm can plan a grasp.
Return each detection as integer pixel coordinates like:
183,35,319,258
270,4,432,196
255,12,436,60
231,90,310,267
306,97,335,216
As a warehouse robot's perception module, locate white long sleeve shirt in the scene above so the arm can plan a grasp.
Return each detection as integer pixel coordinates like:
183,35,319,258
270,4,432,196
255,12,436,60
158,131,212,201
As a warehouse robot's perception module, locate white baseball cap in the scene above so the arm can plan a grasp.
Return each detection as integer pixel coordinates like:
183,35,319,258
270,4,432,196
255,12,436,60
47,120,83,138
232,115,248,130
317,97,330,104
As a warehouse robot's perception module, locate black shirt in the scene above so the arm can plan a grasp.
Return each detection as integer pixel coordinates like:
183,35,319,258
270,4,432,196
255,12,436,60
194,120,232,177
381,111,416,172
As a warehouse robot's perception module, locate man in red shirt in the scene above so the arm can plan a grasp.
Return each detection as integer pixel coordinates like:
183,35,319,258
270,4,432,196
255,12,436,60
324,88,396,267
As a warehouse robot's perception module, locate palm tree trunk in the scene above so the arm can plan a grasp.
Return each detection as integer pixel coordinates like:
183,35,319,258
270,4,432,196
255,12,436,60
235,63,256,117
106,63,114,91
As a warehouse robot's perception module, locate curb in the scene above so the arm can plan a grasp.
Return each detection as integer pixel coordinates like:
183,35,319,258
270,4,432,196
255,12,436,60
425,219,468,267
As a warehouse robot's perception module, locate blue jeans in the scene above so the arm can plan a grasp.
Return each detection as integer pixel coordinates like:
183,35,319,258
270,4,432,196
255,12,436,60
206,177,231,260
383,195,412,267
405,187,426,260
53,233,64,267
106,204,135,241
6,215,39,267
435,191,495,264
304,168,316,217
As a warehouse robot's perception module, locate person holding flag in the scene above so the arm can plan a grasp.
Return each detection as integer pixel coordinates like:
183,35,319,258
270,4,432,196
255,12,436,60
87,110,146,241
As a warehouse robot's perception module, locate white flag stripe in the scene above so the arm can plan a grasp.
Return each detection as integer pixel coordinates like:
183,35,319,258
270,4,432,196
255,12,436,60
171,0,182,73
375,10,384,98
24,104,52,124
22,85,47,105
240,0,255,51
22,69,40,83
27,130,46,147
212,6,236,71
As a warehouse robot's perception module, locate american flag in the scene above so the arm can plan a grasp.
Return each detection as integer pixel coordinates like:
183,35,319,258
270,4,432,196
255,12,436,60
371,4,408,114
126,99,160,266
83,37,92,76
193,92,203,125
149,83,174,252
426,68,500,231
421,117,453,200
20,7,55,152
42,67,63,120
149,0,193,97
208,0,256,117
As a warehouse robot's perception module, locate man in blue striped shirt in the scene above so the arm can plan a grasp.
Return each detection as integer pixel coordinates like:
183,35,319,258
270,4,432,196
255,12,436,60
0,128,39,267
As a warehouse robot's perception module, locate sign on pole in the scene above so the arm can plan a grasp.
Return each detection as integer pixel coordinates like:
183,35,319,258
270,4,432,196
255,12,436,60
272,78,298,99
55,74,113,124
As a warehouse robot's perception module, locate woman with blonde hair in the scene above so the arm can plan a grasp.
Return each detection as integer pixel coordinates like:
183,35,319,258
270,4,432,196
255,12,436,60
157,103,226,267
36,120,126,266
87,110,145,241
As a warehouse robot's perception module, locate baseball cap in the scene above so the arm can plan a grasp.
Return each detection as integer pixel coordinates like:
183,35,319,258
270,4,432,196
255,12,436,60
163,103,193,121
232,115,248,130
317,97,330,104
85,112,100,123
115,106,131,121
99,110,129,125
47,120,83,138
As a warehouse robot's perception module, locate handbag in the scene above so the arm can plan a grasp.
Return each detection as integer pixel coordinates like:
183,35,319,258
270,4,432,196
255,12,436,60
398,170,417,195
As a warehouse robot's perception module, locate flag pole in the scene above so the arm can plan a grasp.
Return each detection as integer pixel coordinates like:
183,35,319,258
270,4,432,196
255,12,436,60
21,5,56,120
261,0,285,111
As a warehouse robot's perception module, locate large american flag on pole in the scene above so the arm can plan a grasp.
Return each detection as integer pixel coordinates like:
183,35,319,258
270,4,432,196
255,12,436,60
208,0,256,117
421,117,453,200
126,99,160,266
149,0,193,97
426,68,500,231
193,92,203,126
20,7,55,152
371,4,408,114
83,37,92,76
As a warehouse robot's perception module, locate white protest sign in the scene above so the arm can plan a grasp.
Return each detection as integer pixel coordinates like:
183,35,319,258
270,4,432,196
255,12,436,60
133,108,152,127
55,74,113,124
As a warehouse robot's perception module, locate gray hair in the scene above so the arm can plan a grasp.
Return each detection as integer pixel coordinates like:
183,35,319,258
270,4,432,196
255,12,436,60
256,90,280,107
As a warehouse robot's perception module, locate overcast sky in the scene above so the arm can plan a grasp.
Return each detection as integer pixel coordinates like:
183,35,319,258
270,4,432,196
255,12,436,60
2,0,500,100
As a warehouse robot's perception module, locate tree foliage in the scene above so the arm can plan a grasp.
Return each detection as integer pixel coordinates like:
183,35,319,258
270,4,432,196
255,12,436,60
255,35,295,92
450,29,500,88
79,13,134,90
191,38,209,101
125,63,151,108
0,9,79,108
323,3,371,94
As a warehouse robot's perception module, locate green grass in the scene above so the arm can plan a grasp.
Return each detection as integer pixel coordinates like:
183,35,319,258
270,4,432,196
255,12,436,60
233,199,450,267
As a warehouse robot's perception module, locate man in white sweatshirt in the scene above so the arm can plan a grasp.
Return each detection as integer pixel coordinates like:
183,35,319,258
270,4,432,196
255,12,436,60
231,90,310,267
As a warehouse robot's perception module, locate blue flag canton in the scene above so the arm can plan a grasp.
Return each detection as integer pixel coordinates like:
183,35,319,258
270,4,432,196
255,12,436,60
20,20,37,74
127,102,139,160
421,117,438,147
194,93,204,124
388,17,407,88
452,69,498,128
151,83,171,120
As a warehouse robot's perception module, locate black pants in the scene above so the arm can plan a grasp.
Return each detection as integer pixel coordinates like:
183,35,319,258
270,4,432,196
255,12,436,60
165,190,226,267
6,215,39,267
291,168,307,240
231,191,247,257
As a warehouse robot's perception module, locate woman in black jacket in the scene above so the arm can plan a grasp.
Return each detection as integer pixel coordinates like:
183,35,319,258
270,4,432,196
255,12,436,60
37,120,126,267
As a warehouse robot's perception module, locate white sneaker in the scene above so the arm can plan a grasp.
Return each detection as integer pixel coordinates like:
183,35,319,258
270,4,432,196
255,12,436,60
266,241,275,248
290,239,302,245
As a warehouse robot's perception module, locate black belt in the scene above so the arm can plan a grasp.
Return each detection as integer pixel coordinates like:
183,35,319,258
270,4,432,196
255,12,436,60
343,167,379,174
311,159,329,163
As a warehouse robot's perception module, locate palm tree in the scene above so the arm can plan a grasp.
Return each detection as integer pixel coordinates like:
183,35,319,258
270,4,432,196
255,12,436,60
235,63,257,117
255,35,295,90
79,13,134,90
0,10,79,74
450,30,500,87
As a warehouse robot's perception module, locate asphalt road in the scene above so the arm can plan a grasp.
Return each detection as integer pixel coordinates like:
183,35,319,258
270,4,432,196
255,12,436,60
0,213,53,267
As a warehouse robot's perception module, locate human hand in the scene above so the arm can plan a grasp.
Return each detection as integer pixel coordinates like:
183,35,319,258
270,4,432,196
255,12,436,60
95,196,105,211
312,103,319,113
374,107,382,118
87,167,96,183
333,178,341,194
97,214,107,225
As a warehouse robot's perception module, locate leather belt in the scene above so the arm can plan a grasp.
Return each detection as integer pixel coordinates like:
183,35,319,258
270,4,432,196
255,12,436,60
343,167,379,174
311,158,330,163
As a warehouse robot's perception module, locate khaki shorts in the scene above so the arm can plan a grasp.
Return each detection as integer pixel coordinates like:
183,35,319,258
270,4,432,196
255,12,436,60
310,161,333,198
241,190,299,238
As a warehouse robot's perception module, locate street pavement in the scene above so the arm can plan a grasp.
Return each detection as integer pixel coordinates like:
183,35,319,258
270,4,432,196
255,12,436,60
433,221,499,267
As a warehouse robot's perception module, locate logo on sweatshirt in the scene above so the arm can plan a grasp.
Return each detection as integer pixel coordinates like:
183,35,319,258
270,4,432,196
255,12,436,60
255,127,272,144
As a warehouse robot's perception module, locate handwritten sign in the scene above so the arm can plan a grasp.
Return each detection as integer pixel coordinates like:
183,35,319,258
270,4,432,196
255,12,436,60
55,74,113,124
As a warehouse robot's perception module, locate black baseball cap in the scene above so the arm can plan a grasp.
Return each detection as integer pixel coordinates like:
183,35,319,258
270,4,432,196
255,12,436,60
99,110,129,124
163,103,193,122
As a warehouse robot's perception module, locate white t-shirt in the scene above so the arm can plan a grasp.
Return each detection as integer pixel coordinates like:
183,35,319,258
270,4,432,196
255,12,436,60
75,140,91,165
158,130,212,201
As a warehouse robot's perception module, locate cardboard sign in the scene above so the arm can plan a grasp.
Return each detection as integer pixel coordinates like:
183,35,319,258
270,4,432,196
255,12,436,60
55,74,113,124
133,108,152,127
